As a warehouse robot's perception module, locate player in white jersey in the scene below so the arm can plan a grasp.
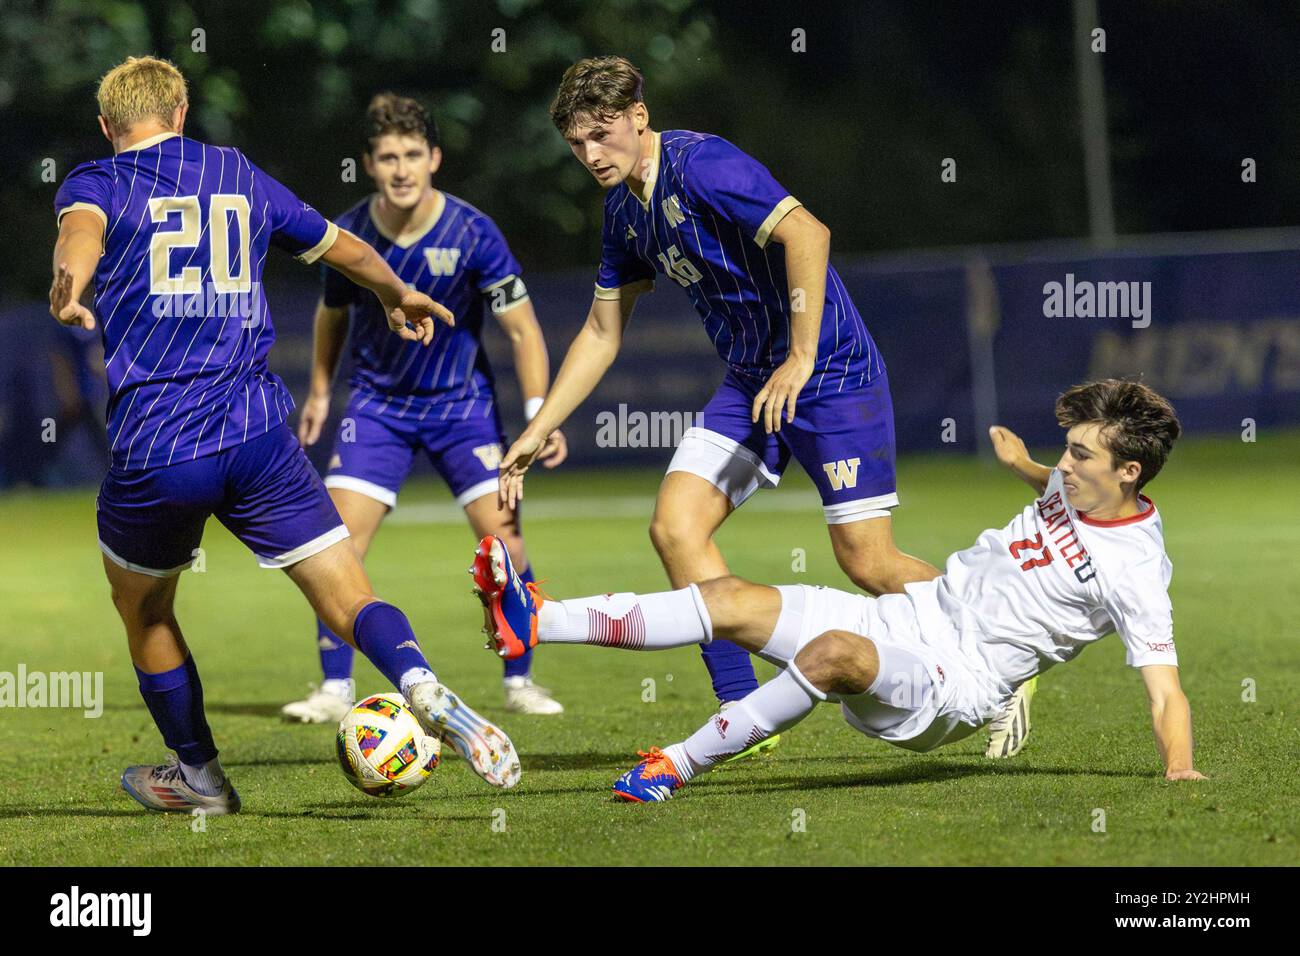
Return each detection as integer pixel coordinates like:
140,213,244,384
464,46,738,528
470,379,1205,800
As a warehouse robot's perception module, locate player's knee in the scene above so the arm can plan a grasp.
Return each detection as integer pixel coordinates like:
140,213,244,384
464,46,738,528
648,511,708,558
697,573,746,596
110,580,175,628
320,592,378,642
695,574,750,617
796,630,877,696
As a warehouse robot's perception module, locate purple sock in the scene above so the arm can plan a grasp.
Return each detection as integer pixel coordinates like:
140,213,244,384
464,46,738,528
317,618,355,681
502,565,536,680
352,602,434,689
135,656,218,767
700,638,760,704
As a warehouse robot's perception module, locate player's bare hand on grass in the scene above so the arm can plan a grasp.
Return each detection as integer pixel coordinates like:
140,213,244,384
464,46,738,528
989,425,1030,469
297,391,331,446
1166,768,1207,781
498,431,545,509
49,263,96,330
385,289,454,345
752,353,814,433
535,429,569,469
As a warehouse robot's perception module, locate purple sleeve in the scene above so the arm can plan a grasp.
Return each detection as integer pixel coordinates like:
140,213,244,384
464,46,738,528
595,203,655,293
54,161,115,226
247,156,337,263
469,217,524,291
683,136,801,248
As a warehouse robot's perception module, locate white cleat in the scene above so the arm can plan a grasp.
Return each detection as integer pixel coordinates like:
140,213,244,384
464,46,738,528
504,676,565,715
985,676,1037,758
281,680,355,724
406,680,521,789
121,756,241,815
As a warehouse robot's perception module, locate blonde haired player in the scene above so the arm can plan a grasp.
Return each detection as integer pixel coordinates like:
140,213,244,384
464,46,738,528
52,56,521,813
472,380,1205,800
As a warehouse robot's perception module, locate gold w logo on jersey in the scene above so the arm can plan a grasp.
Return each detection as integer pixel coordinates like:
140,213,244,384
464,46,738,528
625,224,637,241
424,247,461,276
661,194,686,227
822,458,862,491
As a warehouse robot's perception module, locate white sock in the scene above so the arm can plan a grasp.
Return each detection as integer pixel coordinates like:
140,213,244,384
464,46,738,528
398,668,437,699
537,586,712,650
180,756,226,796
320,678,354,701
673,665,823,779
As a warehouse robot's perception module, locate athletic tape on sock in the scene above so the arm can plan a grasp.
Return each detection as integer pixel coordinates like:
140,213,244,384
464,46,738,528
785,660,830,702
687,582,714,645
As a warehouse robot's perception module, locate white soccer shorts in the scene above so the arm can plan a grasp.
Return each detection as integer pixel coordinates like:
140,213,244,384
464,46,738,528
761,583,991,753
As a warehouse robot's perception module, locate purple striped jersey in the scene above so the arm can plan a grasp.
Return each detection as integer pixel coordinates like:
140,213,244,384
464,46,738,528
53,132,337,471
323,192,525,419
596,130,881,394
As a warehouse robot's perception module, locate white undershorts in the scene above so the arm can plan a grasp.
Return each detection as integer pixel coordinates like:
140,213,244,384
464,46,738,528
763,583,1002,752
666,427,897,524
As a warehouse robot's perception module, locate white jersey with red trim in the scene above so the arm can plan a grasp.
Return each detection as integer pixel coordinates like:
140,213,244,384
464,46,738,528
898,468,1176,692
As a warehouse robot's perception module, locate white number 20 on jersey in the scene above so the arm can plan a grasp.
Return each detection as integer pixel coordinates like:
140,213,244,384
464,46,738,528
149,194,252,295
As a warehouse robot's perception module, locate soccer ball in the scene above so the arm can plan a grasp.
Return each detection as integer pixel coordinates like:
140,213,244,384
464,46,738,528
336,693,441,797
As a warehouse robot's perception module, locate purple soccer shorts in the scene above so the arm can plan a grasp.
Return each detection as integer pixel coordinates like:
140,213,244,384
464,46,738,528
322,390,508,509
97,423,348,575
667,369,899,524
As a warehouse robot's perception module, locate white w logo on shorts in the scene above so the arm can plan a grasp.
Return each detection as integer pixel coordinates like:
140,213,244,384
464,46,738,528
822,458,861,491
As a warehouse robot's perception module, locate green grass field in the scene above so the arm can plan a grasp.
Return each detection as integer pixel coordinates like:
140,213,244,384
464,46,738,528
1,434,1296,866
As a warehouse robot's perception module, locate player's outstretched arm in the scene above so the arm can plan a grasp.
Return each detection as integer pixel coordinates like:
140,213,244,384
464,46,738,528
1141,665,1205,781
989,426,1053,494
497,286,645,508
319,229,453,345
753,206,830,433
298,298,349,447
49,210,105,330
495,298,567,469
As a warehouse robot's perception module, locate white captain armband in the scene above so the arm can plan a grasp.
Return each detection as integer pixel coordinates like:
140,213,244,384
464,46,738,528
484,275,530,316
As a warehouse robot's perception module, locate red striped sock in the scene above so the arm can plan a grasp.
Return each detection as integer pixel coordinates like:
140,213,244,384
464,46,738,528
536,587,711,650
679,668,819,770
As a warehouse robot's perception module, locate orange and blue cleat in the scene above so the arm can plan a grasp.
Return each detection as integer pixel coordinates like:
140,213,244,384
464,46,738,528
470,535,542,660
612,747,685,803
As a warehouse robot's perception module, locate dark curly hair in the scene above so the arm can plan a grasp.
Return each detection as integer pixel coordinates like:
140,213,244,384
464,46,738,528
1055,379,1182,491
364,93,439,153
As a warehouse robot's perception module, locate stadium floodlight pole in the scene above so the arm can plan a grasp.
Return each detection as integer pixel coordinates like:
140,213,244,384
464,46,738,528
965,257,1001,461
1073,0,1116,248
